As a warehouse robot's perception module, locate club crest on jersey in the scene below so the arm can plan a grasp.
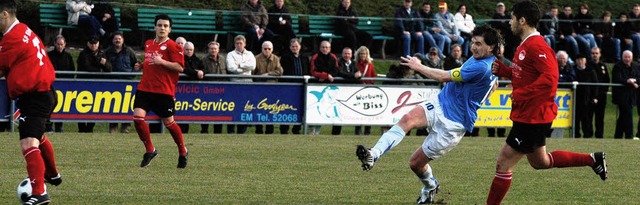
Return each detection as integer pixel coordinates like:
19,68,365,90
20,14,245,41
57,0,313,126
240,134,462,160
160,45,167,50
518,50,526,60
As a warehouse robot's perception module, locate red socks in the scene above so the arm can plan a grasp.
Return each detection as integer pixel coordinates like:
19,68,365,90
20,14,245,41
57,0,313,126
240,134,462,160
486,172,512,205
39,135,59,178
165,121,187,156
548,150,594,168
23,147,45,195
134,116,154,153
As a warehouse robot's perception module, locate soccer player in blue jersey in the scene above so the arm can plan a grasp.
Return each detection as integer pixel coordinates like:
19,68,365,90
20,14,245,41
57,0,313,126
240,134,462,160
356,25,501,204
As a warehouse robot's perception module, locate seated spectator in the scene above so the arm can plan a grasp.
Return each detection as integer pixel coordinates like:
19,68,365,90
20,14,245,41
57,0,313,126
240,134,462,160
558,5,587,59
47,35,75,133
614,13,634,56
77,37,112,133
253,41,283,134
66,0,104,39
453,4,473,57
574,3,598,60
267,0,296,54
90,0,119,45
424,47,443,70
394,0,424,57
538,6,559,50
434,1,464,57
201,41,229,134
594,11,621,62
105,32,137,133
241,0,274,53
629,4,640,59
419,2,444,58
442,44,465,71
335,0,372,50
491,2,516,59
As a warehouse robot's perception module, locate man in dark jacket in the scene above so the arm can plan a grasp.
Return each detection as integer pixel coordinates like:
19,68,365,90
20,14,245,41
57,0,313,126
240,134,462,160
267,0,296,54
573,54,598,138
279,38,308,134
105,31,138,133
395,0,424,57
587,47,610,138
77,37,112,133
47,35,75,133
335,0,371,50
611,51,640,139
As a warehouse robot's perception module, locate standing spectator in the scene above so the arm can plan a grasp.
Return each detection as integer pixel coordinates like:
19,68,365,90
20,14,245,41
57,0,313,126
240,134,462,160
178,41,206,134
434,1,464,57
424,47,443,69
574,3,598,60
279,38,308,134
538,6,559,50
47,35,75,133
105,31,137,133
66,0,104,39
241,0,274,53
309,40,340,135
557,50,576,82
132,14,188,168
491,2,517,59
333,47,361,135
629,4,640,58
453,4,473,57
487,2,607,204
253,41,283,134
0,1,63,203
442,44,465,71
175,36,186,48
419,3,445,58
201,41,228,134
587,47,609,138
557,5,582,59
354,46,377,135
267,0,296,54
614,13,634,57
611,51,640,139
394,0,425,57
335,0,372,50
593,11,621,62
573,54,598,138
90,0,119,45
77,37,112,133
227,35,256,134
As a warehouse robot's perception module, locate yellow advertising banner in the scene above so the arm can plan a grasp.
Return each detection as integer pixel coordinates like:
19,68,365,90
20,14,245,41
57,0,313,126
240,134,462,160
475,88,572,128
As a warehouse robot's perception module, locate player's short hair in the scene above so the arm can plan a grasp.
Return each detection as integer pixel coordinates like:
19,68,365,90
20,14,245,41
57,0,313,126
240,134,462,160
0,0,17,16
471,25,502,56
154,14,172,28
512,0,541,27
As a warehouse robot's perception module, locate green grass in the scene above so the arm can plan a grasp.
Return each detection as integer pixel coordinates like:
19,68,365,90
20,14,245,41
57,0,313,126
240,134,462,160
0,132,637,204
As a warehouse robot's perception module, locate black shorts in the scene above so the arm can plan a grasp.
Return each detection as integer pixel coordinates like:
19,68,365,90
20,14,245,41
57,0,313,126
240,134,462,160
16,89,57,140
133,90,176,118
505,121,552,153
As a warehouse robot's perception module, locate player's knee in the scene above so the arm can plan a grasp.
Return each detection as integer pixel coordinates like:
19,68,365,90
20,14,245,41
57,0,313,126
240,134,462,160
398,114,419,129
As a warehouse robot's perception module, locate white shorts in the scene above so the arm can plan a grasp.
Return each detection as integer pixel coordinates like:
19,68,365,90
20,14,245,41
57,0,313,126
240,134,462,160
421,96,466,160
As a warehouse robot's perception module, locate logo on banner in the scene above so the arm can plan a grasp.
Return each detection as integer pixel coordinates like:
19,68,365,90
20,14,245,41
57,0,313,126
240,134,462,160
309,86,341,119
337,86,387,116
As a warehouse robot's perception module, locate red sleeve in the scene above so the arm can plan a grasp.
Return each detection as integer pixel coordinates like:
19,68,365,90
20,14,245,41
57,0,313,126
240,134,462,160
168,41,185,68
310,54,328,79
495,59,512,79
512,46,558,100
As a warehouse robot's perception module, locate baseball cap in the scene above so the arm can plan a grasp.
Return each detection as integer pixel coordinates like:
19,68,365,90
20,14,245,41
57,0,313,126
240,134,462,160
438,2,447,8
88,37,99,44
497,2,505,7
429,47,439,54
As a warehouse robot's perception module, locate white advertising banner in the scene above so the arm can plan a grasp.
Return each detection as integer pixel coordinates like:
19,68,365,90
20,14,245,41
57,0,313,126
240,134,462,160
305,85,440,125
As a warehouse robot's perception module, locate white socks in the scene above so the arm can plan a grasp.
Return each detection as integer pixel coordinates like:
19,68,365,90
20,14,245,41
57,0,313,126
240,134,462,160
372,125,406,159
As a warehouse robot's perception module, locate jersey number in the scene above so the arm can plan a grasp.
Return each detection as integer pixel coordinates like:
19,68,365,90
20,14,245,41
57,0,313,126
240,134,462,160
23,29,46,66
425,103,435,111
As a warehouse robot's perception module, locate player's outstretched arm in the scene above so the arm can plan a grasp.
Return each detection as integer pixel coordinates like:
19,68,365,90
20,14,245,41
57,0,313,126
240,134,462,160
400,56,451,82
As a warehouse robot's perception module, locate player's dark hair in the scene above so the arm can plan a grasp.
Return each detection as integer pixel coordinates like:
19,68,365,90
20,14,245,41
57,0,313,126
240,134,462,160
471,24,502,56
154,14,172,28
0,0,17,15
512,0,541,28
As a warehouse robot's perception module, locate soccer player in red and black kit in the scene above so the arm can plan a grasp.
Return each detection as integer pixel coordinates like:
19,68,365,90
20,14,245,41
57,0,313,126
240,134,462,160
0,0,61,204
486,1,607,204
132,14,188,168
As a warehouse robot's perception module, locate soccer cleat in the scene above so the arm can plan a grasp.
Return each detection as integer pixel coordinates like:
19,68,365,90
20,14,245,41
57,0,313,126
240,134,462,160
591,152,608,181
416,181,440,204
356,145,375,171
177,151,188,169
45,173,62,186
23,194,50,205
140,150,158,168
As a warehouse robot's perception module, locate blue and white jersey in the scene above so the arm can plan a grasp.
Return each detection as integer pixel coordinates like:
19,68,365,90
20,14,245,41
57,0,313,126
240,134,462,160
437,55,498,132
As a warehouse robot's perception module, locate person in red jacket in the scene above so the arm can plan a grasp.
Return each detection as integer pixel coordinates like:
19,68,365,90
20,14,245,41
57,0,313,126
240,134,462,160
486,1,608,204
0,0,61,204
132,14,188,169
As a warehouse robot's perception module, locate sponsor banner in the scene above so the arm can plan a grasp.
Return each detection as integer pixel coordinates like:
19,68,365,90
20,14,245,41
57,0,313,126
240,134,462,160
0,80,7,121
305,86,572,128
476,88,572,128
305,85,440,125
50,80,303,123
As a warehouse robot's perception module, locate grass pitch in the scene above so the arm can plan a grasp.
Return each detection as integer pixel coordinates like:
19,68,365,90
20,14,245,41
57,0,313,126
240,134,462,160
0,132,637,204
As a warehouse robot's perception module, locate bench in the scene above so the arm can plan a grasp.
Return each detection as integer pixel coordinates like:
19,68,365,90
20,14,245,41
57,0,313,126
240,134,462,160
357,17,394,59
39,3,130,44
137,8,222,41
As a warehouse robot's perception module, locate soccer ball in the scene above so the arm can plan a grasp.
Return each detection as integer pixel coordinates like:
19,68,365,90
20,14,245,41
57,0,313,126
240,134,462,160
17,178,32,203
17,178,46,203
